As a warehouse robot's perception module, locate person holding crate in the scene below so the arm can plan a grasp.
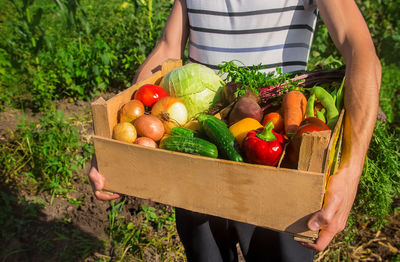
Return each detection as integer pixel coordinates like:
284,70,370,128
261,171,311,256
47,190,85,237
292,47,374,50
89,0,381,260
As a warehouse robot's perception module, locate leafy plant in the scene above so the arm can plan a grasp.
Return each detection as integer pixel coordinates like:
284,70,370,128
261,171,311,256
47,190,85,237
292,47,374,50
139,204,176,231
0,0,173,110
107,201,183,261
0,109,94,199
218,60,299,97
351,121,400,228
378,63,400,124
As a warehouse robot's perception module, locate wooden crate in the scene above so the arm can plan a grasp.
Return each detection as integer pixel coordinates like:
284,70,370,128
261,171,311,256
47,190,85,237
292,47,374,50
91,59,344,242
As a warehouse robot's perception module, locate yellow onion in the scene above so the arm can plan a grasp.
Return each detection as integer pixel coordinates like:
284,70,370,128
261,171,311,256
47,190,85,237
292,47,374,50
112,122,137,143
134,115,165,142
119,99,145,123
151,96,188,134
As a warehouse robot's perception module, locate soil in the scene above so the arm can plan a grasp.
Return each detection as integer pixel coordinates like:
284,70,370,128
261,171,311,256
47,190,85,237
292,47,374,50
0,98,399,262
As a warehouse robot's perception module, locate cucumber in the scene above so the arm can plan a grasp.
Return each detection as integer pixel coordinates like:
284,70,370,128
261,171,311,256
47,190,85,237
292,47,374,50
197,114,228,128
170,126,197,137
160,136,218,158
197,114,243,162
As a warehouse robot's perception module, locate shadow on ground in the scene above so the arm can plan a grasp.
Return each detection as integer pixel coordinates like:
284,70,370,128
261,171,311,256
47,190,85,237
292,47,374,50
0,179,106,262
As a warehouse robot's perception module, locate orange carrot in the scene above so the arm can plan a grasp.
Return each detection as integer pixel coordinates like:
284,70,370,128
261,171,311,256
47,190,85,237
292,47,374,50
282,90,307,137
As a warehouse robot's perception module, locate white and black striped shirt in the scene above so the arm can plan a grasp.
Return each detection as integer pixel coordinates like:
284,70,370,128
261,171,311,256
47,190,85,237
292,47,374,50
186,0,318,74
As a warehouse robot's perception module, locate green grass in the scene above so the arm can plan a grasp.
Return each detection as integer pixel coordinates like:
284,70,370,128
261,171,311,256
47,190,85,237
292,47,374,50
107,199,184,261
0,108,93,199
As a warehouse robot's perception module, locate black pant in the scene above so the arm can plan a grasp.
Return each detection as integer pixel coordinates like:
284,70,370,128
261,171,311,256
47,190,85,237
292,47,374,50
176,208,315,262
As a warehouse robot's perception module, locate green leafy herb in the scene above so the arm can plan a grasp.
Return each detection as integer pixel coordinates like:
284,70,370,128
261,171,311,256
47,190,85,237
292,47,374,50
217,60,299,98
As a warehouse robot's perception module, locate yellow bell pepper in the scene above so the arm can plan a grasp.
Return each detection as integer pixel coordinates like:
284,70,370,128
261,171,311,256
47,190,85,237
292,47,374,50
183,120,202,132
229,118,263,146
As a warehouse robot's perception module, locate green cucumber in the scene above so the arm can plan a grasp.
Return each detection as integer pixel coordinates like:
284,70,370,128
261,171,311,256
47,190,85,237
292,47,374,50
170,126,197,137
197,114,228,128
160,136,218,158
197,114,243,162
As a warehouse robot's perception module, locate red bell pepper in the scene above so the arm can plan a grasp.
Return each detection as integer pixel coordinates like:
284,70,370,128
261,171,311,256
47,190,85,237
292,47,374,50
242,121,285,166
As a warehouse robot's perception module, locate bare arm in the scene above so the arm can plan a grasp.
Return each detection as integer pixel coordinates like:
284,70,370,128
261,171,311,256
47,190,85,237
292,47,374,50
133,0,189,83
303,0,381,251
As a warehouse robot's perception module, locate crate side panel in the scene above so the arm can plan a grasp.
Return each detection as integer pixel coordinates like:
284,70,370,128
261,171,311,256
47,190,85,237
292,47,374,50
91,97,111,138
94,136,325,239
298,130,331,173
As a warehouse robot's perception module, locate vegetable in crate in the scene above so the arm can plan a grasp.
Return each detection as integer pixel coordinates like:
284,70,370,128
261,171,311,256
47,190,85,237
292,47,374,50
119,99,145,123
262,112,284,134
113,122,137,143
285,117,330,166
170,126,199,137
282,90,307,137
162,63,224,119
242,121,284,166
160,136,218,158
134,137,158,148
134,84,167,107
228,92,263,125
229,118,263,146
312,86,339,130
197,114,243,162
151,96,188,134
134,115,165,142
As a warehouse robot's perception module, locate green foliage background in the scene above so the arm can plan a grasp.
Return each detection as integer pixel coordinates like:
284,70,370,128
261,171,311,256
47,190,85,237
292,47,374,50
0,0,173,110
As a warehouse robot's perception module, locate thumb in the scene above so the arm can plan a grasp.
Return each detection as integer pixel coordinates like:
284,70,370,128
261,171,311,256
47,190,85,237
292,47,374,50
308,212,327,231
308,198,338,231
308,186,342,231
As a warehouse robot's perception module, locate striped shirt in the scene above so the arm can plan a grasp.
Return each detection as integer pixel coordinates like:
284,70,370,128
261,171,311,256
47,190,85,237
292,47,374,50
186,0,318,74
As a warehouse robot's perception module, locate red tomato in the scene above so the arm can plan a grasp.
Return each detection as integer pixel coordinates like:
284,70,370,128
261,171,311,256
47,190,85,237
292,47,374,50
285,117,329,166
134,84,167,107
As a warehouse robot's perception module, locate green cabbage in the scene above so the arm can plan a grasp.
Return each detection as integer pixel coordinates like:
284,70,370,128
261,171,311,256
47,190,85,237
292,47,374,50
162,63,224,119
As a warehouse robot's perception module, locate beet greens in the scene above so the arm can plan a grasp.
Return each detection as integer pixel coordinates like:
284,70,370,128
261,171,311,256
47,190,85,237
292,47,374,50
217,60,345,107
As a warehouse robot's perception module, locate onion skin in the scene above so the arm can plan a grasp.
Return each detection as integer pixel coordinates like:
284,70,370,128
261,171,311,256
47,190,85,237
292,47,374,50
134,115,165,142
134,137,158,148
119,99,145,123
151,96,188,134
113,122,137,143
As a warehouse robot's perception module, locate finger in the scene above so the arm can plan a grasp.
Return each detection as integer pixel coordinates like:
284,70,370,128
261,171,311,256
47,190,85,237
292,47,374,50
88,166,105,191
302,227,337,251
95,190,121,201
308,192,341,231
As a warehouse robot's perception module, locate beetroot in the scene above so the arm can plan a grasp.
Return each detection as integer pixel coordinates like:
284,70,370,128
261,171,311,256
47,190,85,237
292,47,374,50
228,95,263,125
